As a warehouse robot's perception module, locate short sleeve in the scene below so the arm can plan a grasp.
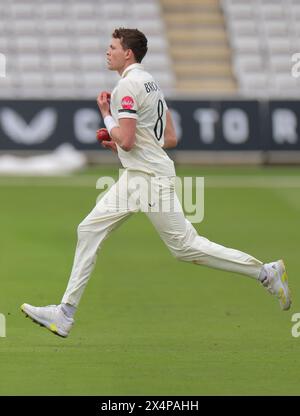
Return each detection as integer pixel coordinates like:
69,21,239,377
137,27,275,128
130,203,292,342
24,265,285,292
116,79,138,120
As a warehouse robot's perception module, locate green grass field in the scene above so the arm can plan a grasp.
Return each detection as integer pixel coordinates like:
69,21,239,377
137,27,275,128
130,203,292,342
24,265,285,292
0,165,299,395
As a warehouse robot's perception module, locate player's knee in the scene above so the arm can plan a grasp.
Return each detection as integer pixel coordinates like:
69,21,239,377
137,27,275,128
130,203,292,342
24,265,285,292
170,241,191,261
77,221,91,239
169,234,197,262
77,223,84,239
172,249,189,262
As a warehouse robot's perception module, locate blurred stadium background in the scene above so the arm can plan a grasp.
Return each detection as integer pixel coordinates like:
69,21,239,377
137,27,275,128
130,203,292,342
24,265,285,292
0,0,300,396
0,0,300,167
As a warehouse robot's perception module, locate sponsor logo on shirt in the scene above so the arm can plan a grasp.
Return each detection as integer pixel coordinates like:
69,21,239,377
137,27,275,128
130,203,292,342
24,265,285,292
121,96,134,110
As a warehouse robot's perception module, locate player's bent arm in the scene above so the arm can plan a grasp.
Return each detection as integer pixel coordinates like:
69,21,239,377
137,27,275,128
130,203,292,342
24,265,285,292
110,118,136,152
163,110,177,149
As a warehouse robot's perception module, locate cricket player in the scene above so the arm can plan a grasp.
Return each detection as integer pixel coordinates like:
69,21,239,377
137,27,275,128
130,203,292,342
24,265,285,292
21,28,291,337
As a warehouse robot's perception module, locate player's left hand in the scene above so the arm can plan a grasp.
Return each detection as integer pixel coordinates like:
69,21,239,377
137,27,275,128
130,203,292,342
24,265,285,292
97,91,111,118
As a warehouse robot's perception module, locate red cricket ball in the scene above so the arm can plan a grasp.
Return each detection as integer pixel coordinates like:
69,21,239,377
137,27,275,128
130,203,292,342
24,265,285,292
96,128,111,142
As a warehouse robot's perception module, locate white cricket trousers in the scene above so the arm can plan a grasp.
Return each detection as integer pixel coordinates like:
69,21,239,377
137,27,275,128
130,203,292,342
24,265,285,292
62,170,263,306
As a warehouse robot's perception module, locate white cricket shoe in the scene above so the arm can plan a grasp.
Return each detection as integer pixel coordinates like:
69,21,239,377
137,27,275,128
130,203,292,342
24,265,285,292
261,260,292,311
21,303,74,337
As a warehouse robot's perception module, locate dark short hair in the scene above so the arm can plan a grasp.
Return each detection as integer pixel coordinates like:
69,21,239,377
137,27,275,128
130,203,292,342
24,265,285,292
112,28,148,63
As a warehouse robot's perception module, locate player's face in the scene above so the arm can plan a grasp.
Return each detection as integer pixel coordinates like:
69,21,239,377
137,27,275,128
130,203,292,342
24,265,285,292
106,38,128,72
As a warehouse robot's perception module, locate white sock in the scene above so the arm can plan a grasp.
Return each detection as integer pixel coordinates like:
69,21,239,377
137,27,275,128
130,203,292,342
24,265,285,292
258,265,268,283
61,303,76,319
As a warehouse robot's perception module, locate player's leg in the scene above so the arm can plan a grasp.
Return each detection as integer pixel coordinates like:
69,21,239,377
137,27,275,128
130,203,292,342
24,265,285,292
21,170,137,336
60,193,131,308
145,177,291,310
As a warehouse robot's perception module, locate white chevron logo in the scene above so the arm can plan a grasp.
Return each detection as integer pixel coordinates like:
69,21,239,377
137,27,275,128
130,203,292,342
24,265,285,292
1,108,57,144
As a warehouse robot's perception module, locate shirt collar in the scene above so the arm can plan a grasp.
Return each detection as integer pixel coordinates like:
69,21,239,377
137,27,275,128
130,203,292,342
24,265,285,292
121,63,144,78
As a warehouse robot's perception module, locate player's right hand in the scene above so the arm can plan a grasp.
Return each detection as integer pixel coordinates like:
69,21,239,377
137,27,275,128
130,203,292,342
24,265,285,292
96,128,111,142
101,140,117,153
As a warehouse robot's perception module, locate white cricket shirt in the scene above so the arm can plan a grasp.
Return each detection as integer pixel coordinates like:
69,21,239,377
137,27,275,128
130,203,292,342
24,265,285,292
110,63,175,177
